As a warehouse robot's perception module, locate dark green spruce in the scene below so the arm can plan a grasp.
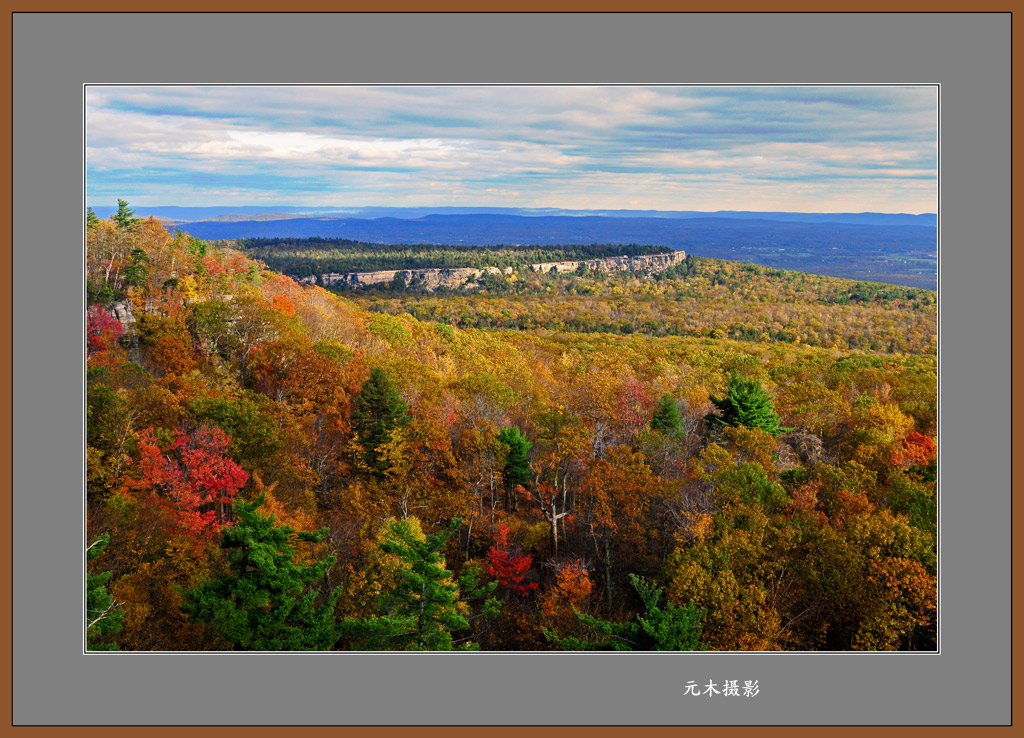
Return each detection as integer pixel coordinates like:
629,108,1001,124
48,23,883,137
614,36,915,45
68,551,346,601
338,518,500,651
351,367,411,473
705,371,785,436
183,495,340,651
113,198,140,231
497,426,532,511
651,393,684,437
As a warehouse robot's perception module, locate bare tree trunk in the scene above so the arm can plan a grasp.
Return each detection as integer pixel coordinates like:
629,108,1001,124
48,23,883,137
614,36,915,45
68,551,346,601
489,474,496,529
104,252,118,284
550,498,559,557
604,529,613,612
568,476,575,549
110,409,136,490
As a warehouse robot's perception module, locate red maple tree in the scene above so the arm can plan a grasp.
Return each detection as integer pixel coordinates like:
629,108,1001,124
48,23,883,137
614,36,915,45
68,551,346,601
486,524,537,596
87,304,124,355
124,425,248,539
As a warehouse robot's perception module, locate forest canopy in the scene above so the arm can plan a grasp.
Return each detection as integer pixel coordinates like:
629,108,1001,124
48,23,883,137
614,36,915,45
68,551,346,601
86,207,937,652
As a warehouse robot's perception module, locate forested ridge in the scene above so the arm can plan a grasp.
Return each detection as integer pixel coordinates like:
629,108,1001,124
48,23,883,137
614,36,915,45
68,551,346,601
224,236,936,354
86,205,937,651
222,237,674,276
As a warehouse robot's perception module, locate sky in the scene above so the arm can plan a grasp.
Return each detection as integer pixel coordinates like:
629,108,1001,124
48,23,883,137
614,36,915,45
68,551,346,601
86,86,938,214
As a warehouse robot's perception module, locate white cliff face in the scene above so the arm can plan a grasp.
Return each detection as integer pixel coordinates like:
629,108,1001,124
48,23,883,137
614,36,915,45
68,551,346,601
107,300,137,330
298,251,685,292
529,252,686,275
309,265,514,290
102,299,141,361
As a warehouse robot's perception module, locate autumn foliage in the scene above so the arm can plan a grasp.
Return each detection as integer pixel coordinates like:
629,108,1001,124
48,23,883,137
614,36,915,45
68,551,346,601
892,431,938,468
121,425,248,539
87,303,124,354
486,524,537,596
86,208,936,651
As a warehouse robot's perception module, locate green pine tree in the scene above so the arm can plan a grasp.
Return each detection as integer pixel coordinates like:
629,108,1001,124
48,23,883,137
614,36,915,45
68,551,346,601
338,518,499,651
86,207,100,232
651,393,684,437
86,533,123,651
705,372,785,436
123,247,151,287
544,574,704,651
497,426,532,511
113,198,140,231
352,367,411,473
183,495,340,651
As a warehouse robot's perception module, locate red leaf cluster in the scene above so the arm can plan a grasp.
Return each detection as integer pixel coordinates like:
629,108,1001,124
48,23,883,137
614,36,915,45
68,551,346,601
891,431,937,467
124,425,248,539
486,524,537,596
615,376,655,435
87,304,124,354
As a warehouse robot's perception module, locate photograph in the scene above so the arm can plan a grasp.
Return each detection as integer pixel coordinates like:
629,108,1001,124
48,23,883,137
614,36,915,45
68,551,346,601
84,84,939,654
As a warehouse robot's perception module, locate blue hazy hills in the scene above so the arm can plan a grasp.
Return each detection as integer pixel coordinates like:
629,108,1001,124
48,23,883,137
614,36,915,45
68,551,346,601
89,204,935,228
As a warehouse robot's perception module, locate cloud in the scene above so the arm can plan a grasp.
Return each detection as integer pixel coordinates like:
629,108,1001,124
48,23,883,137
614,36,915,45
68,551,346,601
86,85,937,212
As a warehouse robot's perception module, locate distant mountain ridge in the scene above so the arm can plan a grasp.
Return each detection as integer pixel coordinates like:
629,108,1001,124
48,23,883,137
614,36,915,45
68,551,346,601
87,204,936,228
164,213,936,244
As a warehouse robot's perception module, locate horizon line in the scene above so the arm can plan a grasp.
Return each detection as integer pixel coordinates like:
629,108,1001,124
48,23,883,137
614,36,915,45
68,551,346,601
85,203,938,217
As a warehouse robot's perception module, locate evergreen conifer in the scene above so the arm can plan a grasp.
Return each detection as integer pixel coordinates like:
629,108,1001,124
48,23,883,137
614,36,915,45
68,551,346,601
705,372,784,436
338,518,499,650
183,496,340,650
352,367,411,473
113,198,140,231
651,393,684,437
497,426,532,511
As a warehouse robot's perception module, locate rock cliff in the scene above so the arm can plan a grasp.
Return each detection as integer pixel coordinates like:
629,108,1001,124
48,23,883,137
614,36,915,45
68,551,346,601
298,250,685,292
528,252,686,275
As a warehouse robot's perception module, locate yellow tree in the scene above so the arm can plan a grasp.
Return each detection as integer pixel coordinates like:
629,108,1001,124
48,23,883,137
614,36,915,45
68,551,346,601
578,447,663,611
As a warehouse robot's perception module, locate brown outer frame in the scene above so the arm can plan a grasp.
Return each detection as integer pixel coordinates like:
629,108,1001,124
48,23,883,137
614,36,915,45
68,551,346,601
2,5,1015,735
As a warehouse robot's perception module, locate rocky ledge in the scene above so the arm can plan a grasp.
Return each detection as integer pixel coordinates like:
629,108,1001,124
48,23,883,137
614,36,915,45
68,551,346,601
297,250,685,292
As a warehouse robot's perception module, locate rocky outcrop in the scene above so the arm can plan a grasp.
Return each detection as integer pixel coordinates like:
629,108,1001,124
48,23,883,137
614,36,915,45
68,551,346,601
107,300,137,332
529,251,686,275
304,265,514,291
298,250,685,292
106,300,138,347
105,299,142,362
